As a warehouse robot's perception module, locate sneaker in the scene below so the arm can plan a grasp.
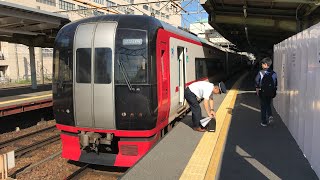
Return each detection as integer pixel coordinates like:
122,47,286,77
268,116,274,124
260,122,268,127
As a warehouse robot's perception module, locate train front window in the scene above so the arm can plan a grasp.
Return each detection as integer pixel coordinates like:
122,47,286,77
53,33,73,83
76,48,91,83
115,29,148,84
95,48,112,84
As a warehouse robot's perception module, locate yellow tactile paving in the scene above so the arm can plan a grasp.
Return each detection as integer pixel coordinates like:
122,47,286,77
0,94,52,105
180,73,247,180
205,89,238,180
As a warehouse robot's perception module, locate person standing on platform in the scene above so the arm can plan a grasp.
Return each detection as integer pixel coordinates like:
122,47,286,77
255,57,278,127
184,81,227,132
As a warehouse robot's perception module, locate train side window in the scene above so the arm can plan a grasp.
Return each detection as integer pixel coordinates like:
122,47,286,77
95,48,112,84
76,48,91,83
195,58,206,80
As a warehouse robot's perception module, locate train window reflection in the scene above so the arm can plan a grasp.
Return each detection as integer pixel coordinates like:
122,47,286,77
55,50,71,81
115,29,148,84
54,35,73,83
95,48,112,84
195,58,225,80
76,48,91,83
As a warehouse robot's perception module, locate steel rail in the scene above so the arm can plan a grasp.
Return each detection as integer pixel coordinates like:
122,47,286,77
15,134,61,158
0,125,56,149
11,151,62,178
65,164,89,180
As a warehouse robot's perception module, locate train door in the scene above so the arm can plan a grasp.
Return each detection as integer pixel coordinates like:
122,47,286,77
74,22,117,129
177,46,186,105
158,42,170,122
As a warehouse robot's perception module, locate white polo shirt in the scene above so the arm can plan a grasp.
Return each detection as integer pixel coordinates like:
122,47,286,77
188,81,214,100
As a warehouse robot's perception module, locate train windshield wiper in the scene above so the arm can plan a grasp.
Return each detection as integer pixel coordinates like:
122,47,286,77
117,59,134,92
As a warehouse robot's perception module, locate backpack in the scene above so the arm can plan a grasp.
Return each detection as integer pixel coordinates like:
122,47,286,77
260,71,276,97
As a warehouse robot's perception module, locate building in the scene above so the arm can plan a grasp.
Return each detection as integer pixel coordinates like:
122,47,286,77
0,0,181,82
189,19,255,61
189,19,230,46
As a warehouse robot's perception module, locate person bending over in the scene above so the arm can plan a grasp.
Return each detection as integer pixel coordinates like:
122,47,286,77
184,81,226,132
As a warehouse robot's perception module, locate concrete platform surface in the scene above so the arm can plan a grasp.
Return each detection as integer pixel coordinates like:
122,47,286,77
120,94,226,180
0,84,51,98
219,75,318,180
0,91,52,108
119,74,242,180
120,73,319,180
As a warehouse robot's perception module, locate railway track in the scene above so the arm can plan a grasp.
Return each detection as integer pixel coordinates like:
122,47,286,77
11,151,62,178
0,125,56,149
65,164,90,180
15,134,60,158
65,164,125,180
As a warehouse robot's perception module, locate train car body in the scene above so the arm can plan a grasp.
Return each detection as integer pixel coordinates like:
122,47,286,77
53,15,247,167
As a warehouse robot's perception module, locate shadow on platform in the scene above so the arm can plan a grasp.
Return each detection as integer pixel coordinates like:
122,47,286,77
220,76,319,180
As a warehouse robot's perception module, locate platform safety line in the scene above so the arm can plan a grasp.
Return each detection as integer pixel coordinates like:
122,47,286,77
0,94,52,105
179,73,248,180
204,85,238,180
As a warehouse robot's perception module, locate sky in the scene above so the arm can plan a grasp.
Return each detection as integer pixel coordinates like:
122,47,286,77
180,0,208,29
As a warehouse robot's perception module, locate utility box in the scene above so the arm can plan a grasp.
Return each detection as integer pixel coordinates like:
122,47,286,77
0,151,15,180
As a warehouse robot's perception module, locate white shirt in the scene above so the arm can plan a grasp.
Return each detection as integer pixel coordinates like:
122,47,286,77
188,81,214,100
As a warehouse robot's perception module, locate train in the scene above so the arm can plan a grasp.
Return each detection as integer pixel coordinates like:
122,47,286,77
52,15,248,167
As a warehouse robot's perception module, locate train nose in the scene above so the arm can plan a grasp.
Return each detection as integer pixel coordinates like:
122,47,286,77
73,22,117,130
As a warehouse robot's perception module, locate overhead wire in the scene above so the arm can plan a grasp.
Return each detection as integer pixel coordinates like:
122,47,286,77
55,0,182,19
37,0,207,34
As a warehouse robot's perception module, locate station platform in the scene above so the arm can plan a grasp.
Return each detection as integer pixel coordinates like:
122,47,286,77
120,73,319,180
0,84,52,117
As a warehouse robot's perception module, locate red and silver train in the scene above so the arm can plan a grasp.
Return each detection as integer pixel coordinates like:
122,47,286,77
53,15,248,167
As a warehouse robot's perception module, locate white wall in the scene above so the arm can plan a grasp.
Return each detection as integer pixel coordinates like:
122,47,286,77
273,22,320,177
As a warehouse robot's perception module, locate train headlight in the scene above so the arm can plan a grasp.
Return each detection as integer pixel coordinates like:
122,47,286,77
138,113,143,118
121,112,127,117
130,113,135,118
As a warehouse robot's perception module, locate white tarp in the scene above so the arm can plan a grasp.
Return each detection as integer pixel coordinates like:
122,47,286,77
274,22,320,177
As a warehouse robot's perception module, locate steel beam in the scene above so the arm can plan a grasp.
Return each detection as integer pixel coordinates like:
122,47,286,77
213,6,297,17
0,16,20,24
0,35,53,47
303,4,320,16
0,98,52,117
15,23,59,32
0,7,61,25
272,0,320,4
0,28,44,36
212,15,297,32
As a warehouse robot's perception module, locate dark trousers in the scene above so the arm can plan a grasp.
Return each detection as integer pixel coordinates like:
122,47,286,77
260,95,273,124
184,87,202,128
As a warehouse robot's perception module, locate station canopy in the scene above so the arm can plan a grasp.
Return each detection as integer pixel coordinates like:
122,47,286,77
201,0,320,56
0,1,70,47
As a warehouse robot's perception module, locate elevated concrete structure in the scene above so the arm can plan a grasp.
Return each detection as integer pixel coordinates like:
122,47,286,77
0,1,70,88
200,0,320,56
0,1,70,47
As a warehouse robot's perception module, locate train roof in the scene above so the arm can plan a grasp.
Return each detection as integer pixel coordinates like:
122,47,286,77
158,20,238,54
58,15,238,54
